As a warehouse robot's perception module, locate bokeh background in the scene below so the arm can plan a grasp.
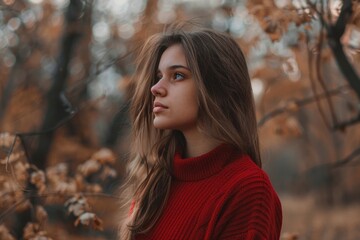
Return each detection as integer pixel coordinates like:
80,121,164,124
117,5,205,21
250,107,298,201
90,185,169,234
1,0,360,239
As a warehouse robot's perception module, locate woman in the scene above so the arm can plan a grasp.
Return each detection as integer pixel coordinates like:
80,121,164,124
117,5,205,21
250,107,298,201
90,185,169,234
118,26,282,239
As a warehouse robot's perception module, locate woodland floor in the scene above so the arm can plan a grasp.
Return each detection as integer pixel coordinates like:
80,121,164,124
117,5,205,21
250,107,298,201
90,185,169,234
281,194,360,240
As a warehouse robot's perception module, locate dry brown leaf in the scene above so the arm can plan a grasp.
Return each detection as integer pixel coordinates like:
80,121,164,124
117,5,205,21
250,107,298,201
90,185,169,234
23,222,52,240
91,148,116,165
74,212,104,231
77,159,101,176
282,232,299,240
46,163,68,182
53,180,77,195
35,206,48,225
0,224,16,240
15,199,31,212
99,165,117,180
85,183,102,193
64,194,90,217
30,170,46,194
249,4,268,18
14,161,29,183
285,101,300,112
0,152,24,164
0,132,16,148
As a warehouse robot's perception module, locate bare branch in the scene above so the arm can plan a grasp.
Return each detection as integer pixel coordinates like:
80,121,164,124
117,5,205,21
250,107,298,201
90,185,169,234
326,0,360,99
333,114,360,131
0,197,28,223
31,0,85,169
306,30,331,129
308,147,360,173
332,147,360,168
316,0,339,126
257,84,350,127
38,191,121,200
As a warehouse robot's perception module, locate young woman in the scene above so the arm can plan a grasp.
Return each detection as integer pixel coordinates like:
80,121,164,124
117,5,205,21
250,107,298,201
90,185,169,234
118,27,282,240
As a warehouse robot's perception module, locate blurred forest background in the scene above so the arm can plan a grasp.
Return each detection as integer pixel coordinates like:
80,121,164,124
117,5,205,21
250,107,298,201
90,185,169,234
0,0,360,239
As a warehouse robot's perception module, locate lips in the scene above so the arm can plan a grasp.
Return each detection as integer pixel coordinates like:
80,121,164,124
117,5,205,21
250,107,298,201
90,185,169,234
153,102,168,113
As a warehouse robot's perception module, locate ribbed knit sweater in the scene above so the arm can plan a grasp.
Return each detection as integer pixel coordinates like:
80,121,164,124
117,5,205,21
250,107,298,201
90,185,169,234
135,144,282,240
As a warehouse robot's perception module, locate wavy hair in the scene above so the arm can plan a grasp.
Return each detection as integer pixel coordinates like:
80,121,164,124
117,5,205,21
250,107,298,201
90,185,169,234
118,26,261,239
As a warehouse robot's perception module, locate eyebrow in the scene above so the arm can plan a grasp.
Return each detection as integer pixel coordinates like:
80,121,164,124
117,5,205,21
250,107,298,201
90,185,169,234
157,65,191,72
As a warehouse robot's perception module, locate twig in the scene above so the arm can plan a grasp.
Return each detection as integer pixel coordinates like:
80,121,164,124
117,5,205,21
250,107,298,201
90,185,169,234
5,134,17,172
2,135,30,193
308,146,360,172
305,0,331,32
327,0,333,23
0,189,22,198
332,147,360,168
14,111,77,138
306,30,331,129
327,0,360,99
0,6,20,14
65,47,134,97
0,197,28,223
333,114,360,131
37,191,121,200
315,0,339,126
257,84,349,127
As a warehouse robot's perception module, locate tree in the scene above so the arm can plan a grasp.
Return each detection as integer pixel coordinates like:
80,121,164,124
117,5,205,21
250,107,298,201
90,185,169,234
1,0,359,238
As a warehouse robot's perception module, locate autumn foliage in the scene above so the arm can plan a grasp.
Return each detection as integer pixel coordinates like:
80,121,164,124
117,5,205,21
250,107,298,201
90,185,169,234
1,0,360,239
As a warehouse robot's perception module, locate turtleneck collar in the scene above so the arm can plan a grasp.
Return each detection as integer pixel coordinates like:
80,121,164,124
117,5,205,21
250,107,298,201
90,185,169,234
172,143,239,181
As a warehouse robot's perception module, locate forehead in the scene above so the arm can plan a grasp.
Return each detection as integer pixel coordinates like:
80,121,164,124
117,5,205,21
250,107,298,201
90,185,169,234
158,44,188,70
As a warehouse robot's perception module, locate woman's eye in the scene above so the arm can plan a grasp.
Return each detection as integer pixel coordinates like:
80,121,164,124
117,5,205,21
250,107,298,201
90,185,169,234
174,73,184,80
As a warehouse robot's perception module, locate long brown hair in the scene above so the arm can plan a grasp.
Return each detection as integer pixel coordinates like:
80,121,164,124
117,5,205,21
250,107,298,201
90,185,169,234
118,26,261,239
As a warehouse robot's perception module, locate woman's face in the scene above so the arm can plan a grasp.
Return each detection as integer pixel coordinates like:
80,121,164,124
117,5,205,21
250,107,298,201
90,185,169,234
151,44,198,133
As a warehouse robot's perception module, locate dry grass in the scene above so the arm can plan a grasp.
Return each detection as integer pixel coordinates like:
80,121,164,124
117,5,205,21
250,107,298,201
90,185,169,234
280,194,360,240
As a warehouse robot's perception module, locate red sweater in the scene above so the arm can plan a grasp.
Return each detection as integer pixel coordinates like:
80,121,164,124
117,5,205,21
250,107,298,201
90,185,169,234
135,144,282,239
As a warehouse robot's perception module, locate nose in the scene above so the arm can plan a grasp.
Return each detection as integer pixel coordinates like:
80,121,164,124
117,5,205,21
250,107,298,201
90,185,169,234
151,80,167,97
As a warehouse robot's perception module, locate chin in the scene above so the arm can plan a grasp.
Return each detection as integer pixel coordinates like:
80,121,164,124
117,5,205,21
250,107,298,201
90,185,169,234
153,120,171,129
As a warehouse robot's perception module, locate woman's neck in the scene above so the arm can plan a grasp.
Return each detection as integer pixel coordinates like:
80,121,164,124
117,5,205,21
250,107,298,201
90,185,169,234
181,129,222,158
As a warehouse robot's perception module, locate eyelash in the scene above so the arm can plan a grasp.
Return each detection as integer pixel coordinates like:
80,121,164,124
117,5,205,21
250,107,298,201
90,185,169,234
156,72,185,81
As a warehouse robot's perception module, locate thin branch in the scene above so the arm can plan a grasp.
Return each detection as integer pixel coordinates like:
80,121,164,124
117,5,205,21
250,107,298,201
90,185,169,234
305,0,330,31
332,147,360,168
327,0,333,24
257,84,350,127
0,51,124,127
0,6,20,14
3,110,76,193
306,30,331,129
5,134,17,172
333,114,360,131
65,47,135,97
15,110,77,138
315,0,339,126
0,197,28,223
0,190,22,198
304,0,360,129
0,56,20,121
308,146,360,173
2,134,29,196
6,92,105,158
0,189,121,201
37,191,121,200
32,0,84,169
327,0,360,99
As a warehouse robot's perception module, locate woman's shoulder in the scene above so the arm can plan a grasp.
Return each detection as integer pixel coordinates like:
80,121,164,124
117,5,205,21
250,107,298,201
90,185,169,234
207,155,283,240
221,154,278,196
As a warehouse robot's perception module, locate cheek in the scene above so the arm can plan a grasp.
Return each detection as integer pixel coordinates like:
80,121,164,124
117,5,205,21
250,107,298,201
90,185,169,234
183,84,198,106
184,100,198,117
180,92,198,119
